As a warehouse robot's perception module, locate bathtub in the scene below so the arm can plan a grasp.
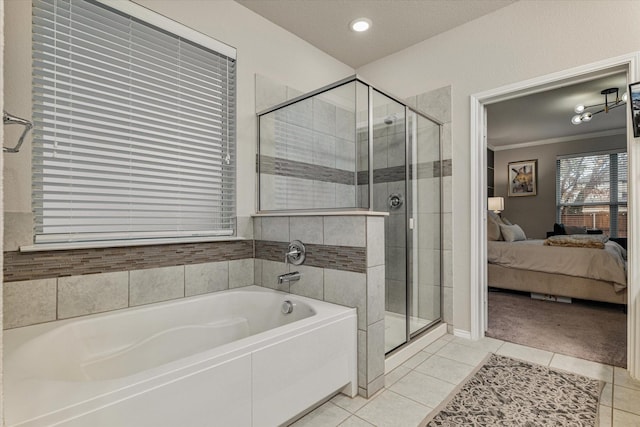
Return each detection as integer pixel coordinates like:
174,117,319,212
4,286,358,427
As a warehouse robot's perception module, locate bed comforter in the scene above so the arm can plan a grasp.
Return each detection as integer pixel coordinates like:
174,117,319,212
487,239,627,291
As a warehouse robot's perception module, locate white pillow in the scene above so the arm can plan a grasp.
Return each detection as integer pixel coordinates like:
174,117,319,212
487,210,503,241
499,224,526,242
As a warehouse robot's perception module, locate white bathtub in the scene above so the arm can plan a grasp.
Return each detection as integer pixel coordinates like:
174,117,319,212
4,286,358,427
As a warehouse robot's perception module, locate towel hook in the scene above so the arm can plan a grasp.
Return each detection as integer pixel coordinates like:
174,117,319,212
3,110,33,153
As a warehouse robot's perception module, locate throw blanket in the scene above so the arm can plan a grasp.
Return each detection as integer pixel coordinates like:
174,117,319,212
544,234,608,249
488,239,627,291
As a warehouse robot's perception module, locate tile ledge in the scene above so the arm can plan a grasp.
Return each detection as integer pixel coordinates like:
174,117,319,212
253,210,389,217
20,236,248,253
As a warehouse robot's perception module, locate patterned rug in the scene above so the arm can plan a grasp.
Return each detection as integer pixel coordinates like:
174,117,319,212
419,354,603,426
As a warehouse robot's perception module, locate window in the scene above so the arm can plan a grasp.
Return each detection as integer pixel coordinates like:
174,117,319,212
556,150,627,237
32,0,236,245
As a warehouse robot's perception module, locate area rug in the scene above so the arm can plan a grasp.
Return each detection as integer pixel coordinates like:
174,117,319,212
486,290,626,368
419,353,603,427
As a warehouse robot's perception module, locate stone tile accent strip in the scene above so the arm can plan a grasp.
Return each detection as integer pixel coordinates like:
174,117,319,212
260,155,356,186
4,240,254,282
357,159,452,185
255,240,366,274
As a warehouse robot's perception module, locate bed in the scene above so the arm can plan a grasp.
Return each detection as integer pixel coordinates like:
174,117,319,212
487,238,627,305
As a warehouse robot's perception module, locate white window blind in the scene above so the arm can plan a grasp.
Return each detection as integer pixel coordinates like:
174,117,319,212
32,0,236,244
556,150,627,237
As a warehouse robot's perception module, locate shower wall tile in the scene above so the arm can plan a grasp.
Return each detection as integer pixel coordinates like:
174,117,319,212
289,264,324,300
358,330,367,388
229,259,255,288
386,213,406,249
385,246,406,282
313,98,336,135
443,213,452,250
253,259,263,286
313,133,336,168
416,86,451,124
443,286,453,325
236,216,254,240
366,319,385,386
417,284,441,324
336,183,357,208
185,261,229,297
261,216,290,242
4,278,57,329
255,240,366,273
443,176,453,213
373,182,388,211
286,97,313,129
254,73,287,113
290,216,323,244
324,216,366,247
259,116,277,157
385,279,406,314
417,249,441,288
417,213,441,250
58,271,128,319
261,259,289,293
443,249,453,289
417,178,441,214
373,135,388,169
387,131,405,168
313,180,336,209
417,124,441,164
336,108,355,141
367,265,385,325
366,216,385,268
324,268,367,331
365,375,386,399
336,140,356,171
286,177,315,210
129,265,185,307
442,122,452,160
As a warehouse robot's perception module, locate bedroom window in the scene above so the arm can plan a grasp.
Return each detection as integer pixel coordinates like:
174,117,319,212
556,150,627,237
32,0,237,245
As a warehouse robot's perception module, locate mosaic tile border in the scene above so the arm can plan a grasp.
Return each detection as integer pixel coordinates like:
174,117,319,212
357,159,452,185
3,240,254,282
255,240,366,274
260,155,356,186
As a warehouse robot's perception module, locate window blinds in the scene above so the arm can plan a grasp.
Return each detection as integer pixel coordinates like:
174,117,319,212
32,0,236,244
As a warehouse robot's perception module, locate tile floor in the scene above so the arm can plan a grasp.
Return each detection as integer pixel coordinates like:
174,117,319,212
290,334,640,427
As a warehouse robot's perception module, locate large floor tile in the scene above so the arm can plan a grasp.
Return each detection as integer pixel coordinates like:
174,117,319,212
356,390,430,427
450,336,503,353
496,342,553,366
600,405,612,427
331,394,369,414
613,409,640,426
601,382,613,407
385,365,411,388
389,370,455,408
435,341,490,366
549,353,613,382
422,337,449,354
414,354,475,385
338,416,375,427
290,401,351,427
613,385,640,415
615,367,640,391
401,351,431,369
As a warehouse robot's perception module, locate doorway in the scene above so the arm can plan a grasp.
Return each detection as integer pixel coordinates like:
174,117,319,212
469,54,640,379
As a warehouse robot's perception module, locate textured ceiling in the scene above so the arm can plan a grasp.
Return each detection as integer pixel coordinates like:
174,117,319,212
235,0,516,68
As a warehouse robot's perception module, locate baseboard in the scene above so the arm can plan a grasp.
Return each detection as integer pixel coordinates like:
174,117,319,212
453,328,472,339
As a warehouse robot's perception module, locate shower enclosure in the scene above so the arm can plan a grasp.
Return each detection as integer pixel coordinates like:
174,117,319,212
257,76,442,354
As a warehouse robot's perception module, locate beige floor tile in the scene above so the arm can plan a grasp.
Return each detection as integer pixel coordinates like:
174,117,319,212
401,351,431,369
331,394,369,414
290,401,350,427
422,338,449,354
600,405,612,427
613,385,640,415
601,382,613,407
389,370,455,408
450,336,503,353
414,354,476,385
615,367,640,391
435,341,490,366
496,342,553,366
385,365,411,388
338,416,375,426
613,409,640,426
356,390,430,427
549,353,613,382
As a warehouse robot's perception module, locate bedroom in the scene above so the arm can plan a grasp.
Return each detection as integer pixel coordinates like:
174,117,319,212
485,71,628,367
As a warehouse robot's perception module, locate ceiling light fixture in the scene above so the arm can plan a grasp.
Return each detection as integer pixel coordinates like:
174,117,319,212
571,87,627,125
350,18,371,32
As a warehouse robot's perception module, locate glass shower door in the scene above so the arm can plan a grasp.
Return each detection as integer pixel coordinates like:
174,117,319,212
407,110,442,336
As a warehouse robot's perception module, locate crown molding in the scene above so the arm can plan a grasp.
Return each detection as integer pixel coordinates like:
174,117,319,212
490,128,626,151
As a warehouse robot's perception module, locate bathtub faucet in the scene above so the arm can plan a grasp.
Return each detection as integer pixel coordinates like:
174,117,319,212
277,271,301,284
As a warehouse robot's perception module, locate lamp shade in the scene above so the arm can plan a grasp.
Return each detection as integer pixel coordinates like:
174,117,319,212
488,197,504,213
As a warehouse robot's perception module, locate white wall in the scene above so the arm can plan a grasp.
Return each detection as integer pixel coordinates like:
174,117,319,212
3,0,354,244
357,0,640,332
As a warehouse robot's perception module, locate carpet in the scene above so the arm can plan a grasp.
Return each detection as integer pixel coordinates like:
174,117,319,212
486,290,626,368
419,353,603,427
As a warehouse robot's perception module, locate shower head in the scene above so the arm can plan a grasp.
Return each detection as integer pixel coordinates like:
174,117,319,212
384,116,394,125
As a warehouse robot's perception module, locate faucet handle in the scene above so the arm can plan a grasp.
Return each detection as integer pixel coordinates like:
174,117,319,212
286,240,306,266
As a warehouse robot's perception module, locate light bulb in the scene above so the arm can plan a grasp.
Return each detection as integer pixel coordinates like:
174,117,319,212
574,104,585,114
581,112,593,122
350,18,372,32
571,115,582,125
622,92,628,102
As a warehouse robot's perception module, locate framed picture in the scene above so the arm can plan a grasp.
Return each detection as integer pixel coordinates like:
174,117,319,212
508,159,537,197
630,81,640,138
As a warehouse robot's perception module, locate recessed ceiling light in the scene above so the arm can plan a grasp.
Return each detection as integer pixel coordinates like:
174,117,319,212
350,18,371,32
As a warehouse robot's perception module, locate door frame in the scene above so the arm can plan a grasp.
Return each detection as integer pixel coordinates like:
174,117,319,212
469,52,640,379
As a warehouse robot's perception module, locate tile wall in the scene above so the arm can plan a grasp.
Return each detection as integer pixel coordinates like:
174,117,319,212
253,214,386,398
